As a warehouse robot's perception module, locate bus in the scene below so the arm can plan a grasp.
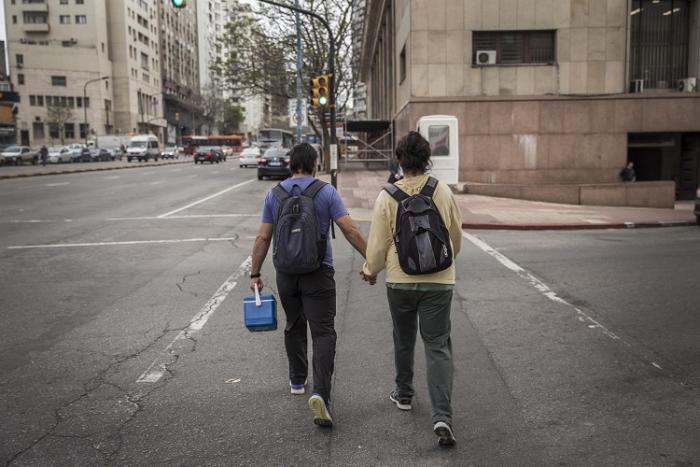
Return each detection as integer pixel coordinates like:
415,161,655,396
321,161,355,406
256,128,294,150
182,135,245,155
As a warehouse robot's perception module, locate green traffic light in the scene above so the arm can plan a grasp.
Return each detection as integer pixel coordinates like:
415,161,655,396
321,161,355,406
319,96,328,106
171,0,186,7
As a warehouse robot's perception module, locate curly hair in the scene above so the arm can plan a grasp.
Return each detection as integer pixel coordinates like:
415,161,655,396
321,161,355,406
289,143,318,174
395,131,431,174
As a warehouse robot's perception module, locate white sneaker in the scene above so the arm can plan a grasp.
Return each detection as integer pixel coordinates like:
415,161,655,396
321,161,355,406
289,380,306,395
433,421,456,446
308,394,333,428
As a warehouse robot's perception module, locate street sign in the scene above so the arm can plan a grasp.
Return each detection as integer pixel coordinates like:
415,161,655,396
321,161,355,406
288,99,307,128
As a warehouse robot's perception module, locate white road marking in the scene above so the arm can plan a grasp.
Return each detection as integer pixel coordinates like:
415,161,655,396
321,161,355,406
462,231,668,373
462,231,620,340
45,182,70,187
104,175,120,180
107,214,258,221
141,171,155,176
170,168,182,172
8,219,74,224
137,256,252,383
8,237,239,250
157,179,256,218
151,181,162,185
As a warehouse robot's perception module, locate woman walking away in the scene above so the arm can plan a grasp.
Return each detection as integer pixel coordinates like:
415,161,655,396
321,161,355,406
361,131,463,446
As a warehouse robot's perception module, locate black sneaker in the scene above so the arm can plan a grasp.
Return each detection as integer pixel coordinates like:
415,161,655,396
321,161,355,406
389,390,412,411
433,421,456,447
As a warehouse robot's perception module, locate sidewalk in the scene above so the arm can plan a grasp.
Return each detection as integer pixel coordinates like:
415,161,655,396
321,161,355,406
0,158,191,180
327,169,697,230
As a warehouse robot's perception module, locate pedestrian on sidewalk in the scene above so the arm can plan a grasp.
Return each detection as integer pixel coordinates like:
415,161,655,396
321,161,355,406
620,161,636,182
361,131,463,447
39,145,48,167
249,142,368,429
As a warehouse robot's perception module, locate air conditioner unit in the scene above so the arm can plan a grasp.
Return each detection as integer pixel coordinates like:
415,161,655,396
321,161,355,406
678,77,697,92
476,50,497,66
629,79,644,93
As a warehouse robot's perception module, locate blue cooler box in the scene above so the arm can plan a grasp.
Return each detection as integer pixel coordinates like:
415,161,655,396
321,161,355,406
243,293,277,332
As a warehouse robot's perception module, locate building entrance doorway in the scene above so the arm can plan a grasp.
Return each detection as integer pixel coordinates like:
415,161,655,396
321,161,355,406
628,133,700,200
20,130,29,146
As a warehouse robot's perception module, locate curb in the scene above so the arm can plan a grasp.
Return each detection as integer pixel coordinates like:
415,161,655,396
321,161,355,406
0,159,192,180
462,220,697,231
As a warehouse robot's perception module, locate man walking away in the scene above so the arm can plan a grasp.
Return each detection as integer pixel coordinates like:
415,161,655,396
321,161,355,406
361,131,463,446
619,161,636,182
249,143,368,428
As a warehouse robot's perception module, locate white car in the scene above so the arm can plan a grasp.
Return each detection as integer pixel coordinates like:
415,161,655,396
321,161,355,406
47,146,72,163
1,146,38,165
239,147,261,168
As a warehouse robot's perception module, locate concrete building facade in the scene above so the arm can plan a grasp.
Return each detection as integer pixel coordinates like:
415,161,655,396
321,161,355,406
357,0,700,206
158,0,201,144
5,0,114,146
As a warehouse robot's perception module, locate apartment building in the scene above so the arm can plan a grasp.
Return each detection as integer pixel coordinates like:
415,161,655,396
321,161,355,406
5,0,114,146
106,0,164,139
357,0,700,207
196,0,230,91
158,0,201,143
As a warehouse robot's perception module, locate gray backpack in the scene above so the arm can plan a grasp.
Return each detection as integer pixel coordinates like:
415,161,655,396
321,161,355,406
271,179,328,274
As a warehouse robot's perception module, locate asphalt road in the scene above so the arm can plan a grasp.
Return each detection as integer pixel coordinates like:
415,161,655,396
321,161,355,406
0,163,698,466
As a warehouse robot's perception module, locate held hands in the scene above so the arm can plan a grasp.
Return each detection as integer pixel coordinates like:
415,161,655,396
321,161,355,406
360,271,377,285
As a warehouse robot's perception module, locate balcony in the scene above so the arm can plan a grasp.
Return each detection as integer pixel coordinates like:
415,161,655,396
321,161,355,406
23,23,50,33
22,1,48,13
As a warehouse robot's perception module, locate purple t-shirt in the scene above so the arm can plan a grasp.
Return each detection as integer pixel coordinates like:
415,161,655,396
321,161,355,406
261,176,348,268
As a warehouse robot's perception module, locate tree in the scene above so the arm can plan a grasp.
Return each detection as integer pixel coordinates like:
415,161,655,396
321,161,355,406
212,0,355,169
46,103,74,145
221,100,245,135
199,81,226,134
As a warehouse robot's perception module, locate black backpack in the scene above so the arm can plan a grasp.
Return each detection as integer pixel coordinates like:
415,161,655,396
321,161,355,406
272,179,328,275
384,177,453,275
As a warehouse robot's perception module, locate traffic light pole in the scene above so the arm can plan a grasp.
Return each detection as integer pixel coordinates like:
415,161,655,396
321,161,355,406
257,0,337,188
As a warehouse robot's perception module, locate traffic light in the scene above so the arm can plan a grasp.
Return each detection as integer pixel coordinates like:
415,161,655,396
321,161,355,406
310,74,331,108
171,0,186,8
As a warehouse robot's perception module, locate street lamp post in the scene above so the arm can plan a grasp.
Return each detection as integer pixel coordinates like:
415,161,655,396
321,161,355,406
257,0,337,188
83,76,109,146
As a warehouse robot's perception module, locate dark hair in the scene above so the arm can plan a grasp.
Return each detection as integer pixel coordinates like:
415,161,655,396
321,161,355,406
395,131,431,174
289,143,318,174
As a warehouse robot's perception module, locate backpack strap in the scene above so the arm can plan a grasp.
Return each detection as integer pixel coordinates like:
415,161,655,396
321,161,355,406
271,183,290,203
419,176,439,199
302,178,328,199
383,183,410,202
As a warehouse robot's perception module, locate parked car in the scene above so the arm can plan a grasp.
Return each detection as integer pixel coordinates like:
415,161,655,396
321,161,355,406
257,147,291,180
105,147,124,161
239,146,261,168
161,146,179,159
194,146,223,164
0,146,38,165
694,186,700,227
126,135,160,162
47,146,72,164
65,144,88,162
89,147,111,162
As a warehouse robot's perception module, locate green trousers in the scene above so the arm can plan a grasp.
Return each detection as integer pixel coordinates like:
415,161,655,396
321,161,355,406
386,286,454,425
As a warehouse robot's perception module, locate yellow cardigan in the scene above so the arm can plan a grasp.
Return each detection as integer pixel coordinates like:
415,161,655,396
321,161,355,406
362,174,462,284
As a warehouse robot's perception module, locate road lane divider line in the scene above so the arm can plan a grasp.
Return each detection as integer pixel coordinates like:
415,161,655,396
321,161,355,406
8,237,239,250
107,214,259,221
45,182,70,187
157,179,256,219
462,231,672,373
136,256,252,383
462,231,620,341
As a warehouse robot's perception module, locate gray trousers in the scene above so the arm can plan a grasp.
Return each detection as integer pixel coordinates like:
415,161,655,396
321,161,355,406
387,287,454,425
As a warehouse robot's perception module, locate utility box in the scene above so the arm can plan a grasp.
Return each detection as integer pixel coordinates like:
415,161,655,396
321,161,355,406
417,115,459,185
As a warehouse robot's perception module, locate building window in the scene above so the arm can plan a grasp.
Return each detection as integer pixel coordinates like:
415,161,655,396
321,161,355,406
12,15,17,24
76,96,82,107
67,96,74,107
60,0,68,4
75,15,87,24
76,0,84,4
51,76,67,86
33,122,45,140
79,123,88,139
16,54,24,67
473,31,556,65
64,123,75,139
37,95,44,106
399,43,406,84
48,123,60,139
23,12,48,24
630,0,690,89
17,73,25,85
84,97,90,108
59,15,70,24
29,95,36,106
